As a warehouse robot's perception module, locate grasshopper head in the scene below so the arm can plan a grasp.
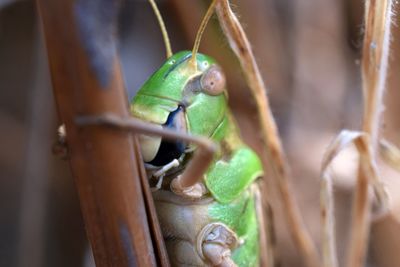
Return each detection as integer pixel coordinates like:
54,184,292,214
130,51,227,166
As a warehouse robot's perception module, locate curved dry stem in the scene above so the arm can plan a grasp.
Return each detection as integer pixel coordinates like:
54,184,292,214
358,0,393,215
75,113,217,190
320,130,373,267
215,1,320,267
358,0,393,218
362,0,393,146
320,133,389,267
345,1,394,266
320,129,388,267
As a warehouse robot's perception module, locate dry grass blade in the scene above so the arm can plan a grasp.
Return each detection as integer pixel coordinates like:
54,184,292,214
357,0,393,210
320,173,337,267
214,1,320,267
362,0,393,145
320,130,382,267
346,0,393,266
379,139,400,172
340,130,386,267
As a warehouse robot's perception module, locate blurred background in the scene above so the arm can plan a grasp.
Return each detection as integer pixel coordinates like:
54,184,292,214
0,0,399,266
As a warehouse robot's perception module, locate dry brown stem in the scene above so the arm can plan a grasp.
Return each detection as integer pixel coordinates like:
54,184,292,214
75,113,217,190
320,2,393,265
36,1,163,266
320,1,393,266
320,174,337,267
320,130,382,267
346,1,393,266
362,0,393,145
214,1,320,267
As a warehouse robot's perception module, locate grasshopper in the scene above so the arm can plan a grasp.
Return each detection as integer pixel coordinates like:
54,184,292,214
74,0,266,266
131,48,264,265
129,1,264,266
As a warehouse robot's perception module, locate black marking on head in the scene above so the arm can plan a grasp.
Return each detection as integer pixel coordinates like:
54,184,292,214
74,0,121,89
148,106,186,166
163,53,192,79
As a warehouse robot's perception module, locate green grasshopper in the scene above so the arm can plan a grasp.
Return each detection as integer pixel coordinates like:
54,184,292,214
74,1,265,265
129,1,264,266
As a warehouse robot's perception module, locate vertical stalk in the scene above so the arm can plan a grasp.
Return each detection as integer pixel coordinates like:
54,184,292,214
321,174,338,267
215,1,320,267
36,0,158,266
361,0,392,147
346,1,393,267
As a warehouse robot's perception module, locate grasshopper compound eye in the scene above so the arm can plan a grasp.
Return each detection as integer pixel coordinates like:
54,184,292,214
200,65,226,96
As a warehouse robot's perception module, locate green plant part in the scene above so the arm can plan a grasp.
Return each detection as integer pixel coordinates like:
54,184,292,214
130,50,264,267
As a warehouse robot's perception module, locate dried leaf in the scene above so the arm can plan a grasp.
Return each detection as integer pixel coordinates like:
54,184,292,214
215,1,319,267
344,0,394,266
320,129,389,267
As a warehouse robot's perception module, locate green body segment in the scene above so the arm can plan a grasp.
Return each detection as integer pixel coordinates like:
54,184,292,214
130,51,263,266
207,113,262,267
186,93,226,137
209,190,259,267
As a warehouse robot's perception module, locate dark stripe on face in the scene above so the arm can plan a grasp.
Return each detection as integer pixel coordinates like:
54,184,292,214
163,53,192,79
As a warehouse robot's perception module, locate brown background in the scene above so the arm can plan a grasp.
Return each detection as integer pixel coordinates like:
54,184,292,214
0,0,399,266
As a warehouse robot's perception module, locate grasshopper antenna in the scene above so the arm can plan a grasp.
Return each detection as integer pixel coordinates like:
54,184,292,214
148,0,172,58
189,0,218,70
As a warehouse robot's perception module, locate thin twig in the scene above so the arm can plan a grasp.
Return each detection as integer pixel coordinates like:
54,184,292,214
346,1,393,267
362,0,393,146
215,1,320,267
76,113,217,190
358,0,392,208
320,172,338,267
320,130,382,267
